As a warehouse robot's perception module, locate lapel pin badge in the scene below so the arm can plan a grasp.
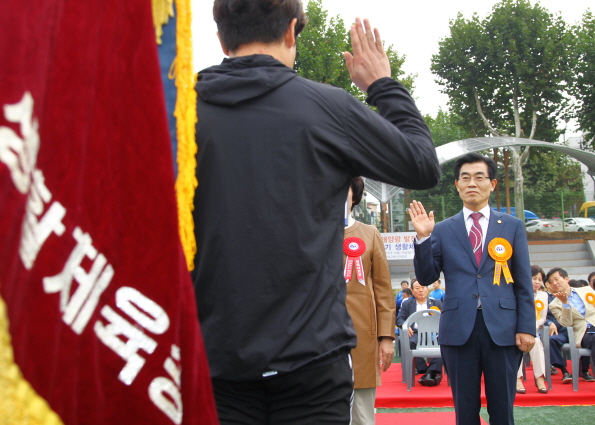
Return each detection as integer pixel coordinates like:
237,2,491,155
497,220,502,224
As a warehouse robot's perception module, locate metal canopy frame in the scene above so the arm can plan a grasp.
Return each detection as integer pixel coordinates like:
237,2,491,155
365,136,595,204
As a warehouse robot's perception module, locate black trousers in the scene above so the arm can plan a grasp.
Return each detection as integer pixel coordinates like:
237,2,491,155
549,328,569,368
581,332,595,369
211,354,353,425
410,332,443,373
441,309,522,425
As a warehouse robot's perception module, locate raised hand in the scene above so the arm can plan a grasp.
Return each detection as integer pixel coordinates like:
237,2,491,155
553,292,569,304
343,18,391,93
408,200,435,239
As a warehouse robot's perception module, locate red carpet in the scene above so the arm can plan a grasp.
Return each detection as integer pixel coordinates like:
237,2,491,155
376,412,488,425
375,363,595,408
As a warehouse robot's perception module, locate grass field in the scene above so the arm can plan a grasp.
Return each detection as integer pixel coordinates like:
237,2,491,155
377,406,595,424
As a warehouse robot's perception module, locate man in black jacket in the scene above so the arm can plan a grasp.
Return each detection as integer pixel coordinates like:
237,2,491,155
193,1,441,423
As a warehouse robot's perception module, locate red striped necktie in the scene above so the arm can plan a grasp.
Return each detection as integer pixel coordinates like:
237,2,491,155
469,212,483,266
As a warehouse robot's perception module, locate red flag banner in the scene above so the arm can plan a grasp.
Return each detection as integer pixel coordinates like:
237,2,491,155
0,1,218,424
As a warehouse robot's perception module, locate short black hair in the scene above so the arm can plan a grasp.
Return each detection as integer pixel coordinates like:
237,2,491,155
402,288,413,296
530,265,546,283
569,279,581,288
350,177,364,210
588,271,595,283
214,0,307,52
453,152,498,181
546,267,568,282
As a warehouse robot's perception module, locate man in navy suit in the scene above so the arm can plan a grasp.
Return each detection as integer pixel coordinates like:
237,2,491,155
396,281,443,386
409,153,535,425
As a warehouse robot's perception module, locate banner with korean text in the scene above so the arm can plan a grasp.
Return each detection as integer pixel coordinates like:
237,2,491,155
380,233,417,260
0,1,218,424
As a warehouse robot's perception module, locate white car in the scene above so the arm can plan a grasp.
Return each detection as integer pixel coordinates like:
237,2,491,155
564,217,595,232
525,219,564,232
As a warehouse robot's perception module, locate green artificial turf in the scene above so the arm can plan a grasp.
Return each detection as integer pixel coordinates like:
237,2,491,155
376,406,595,424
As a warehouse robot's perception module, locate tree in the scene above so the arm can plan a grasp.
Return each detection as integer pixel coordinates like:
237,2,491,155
521,148,584,218
295,0,415,231
431,0,574,221
407,110,475,221
573,11,595,147
294,0,353,94
295,0,414,101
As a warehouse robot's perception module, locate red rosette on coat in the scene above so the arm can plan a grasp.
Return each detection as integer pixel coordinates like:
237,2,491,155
344,237,366,285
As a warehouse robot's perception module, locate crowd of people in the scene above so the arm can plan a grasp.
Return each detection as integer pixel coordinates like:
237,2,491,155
392,266,595,394
193,1,593,424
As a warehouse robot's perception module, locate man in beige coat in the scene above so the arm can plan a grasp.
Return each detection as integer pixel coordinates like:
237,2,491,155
548,267,595,381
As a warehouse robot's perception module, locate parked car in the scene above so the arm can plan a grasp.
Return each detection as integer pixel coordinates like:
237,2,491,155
564,217,595,232
493,207,538,221
525,219,564,232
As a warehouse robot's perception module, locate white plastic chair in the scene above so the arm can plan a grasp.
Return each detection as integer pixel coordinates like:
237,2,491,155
399,309,442,391
561,327,592,391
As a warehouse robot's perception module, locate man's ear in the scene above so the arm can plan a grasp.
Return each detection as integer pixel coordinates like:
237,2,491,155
284,18,297,48
216,31,230,56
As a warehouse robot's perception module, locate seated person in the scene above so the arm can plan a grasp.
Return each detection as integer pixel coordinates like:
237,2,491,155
396,288,412,318
396,281,443,386
395,281,409,310
516,265,548,393
548,267,595,383
543,277,591,381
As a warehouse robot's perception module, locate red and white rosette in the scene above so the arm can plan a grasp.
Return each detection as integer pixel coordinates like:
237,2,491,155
344,237,366,285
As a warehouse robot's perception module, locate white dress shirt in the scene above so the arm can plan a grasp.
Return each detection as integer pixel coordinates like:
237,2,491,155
462,205,491,250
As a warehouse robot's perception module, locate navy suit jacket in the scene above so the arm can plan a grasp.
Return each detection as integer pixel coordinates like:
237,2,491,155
413,210,535,347
396,297,442,328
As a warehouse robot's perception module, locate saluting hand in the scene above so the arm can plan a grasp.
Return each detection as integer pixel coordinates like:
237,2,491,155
408,200,435,239
344,18,391,93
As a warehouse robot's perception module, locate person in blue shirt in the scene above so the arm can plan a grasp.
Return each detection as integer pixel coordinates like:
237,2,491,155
429,279,445,302
395,280,410,310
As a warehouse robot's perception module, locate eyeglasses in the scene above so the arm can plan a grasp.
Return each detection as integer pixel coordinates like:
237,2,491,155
459,175,488,183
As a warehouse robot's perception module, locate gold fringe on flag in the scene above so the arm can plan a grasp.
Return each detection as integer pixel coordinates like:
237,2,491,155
0,293,65,425
151,0,198,271
172,0,198,271
151,0,174,45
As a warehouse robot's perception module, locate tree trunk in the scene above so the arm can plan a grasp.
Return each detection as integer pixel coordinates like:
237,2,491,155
510,148,525,222
512,91,525,222
504,150,511,214
494,148,501,210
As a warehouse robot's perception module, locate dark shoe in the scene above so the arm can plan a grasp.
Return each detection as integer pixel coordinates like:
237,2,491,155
538,387,548,394
516,388,526,394
419,373,436,387
562,373,573,384
550,365,559,375
433,372,443,386
580,371,595,382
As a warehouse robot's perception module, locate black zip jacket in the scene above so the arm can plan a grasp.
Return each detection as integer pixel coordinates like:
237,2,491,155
193,55,440,381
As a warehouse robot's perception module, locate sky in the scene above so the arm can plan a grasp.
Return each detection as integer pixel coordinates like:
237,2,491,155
192,0,591,126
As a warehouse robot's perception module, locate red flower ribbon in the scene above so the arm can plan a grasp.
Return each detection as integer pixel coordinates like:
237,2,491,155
344,237,366,285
